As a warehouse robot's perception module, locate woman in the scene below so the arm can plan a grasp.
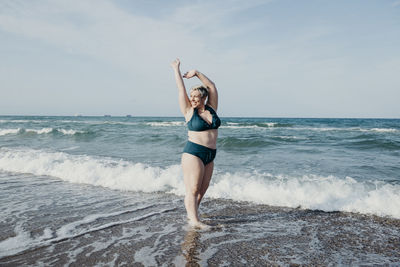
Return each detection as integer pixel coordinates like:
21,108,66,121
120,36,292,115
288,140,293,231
171,58,221,229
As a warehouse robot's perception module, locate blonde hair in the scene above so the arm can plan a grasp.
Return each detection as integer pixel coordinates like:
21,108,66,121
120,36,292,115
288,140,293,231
190,85,208,99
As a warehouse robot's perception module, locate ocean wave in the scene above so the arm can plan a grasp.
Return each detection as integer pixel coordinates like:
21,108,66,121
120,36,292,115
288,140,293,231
344,139,400,151
1,147,399,219
0,128,21,136
25,128,53,134
294,127,399,133
221,125,260,129
0,119,137,126
58,129,86,135
222,122,293,129
145,121,185,127
0,119,48,123
101,121,139,126
60,146,80,151
0,128,89,136
205,173,400,219
268,135,302,142
360,128,398,133
0,147,182,193
218,136,275,148
262,122,293,128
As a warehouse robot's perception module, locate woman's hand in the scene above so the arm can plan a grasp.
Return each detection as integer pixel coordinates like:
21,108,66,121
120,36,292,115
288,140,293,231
183,69,197,79
171,58,181,70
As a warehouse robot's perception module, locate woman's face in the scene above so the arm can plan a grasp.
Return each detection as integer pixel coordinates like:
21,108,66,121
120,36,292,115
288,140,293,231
190,90,205,108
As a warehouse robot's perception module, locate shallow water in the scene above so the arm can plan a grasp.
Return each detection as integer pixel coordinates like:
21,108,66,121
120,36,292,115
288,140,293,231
0,116,399,265
0,173,399,266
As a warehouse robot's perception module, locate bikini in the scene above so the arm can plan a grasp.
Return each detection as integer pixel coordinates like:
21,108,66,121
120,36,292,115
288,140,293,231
183,105,221,165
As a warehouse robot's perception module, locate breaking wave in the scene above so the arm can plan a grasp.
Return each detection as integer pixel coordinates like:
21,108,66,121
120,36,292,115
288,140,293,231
1,147,399,219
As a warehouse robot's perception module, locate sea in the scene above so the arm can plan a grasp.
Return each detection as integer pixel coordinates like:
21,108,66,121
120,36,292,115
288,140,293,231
0,115,399,266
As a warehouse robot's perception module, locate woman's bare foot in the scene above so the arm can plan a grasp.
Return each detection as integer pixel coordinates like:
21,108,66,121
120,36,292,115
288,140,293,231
188,219,211,230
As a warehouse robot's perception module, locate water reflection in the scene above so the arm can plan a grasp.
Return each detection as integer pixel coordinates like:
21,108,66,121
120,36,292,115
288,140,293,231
181,229,202,266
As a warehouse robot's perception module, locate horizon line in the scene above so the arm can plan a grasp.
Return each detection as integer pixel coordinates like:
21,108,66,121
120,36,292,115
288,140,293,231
0,114,399,120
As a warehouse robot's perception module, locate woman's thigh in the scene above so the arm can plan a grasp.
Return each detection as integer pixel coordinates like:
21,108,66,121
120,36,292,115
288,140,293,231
182,153,205,193
200,161,214,193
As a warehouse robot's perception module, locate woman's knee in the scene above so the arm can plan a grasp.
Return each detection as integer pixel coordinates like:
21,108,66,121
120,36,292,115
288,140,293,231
188,187,200,197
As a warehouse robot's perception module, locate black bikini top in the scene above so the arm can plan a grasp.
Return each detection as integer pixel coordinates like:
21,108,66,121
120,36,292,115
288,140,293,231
187,105,221,131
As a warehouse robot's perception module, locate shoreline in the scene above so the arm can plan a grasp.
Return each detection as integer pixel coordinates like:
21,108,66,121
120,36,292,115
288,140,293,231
1,196,399,266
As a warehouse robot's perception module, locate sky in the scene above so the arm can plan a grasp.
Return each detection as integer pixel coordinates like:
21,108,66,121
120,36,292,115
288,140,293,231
0,0,399,118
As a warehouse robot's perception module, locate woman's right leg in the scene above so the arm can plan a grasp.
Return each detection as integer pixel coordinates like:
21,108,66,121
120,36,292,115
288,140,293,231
182,153,204,225
197,161,214,206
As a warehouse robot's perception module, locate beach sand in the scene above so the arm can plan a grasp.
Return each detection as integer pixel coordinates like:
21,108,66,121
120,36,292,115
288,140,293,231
1,196,399,266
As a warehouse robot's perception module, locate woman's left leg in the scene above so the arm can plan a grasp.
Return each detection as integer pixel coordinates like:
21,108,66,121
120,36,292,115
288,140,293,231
197,161,214,206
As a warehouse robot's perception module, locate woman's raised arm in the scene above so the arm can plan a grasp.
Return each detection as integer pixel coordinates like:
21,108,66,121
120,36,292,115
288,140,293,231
184,70,218,111
171,59,191,115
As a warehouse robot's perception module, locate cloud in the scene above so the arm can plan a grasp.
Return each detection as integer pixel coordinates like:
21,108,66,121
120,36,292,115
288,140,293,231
0,0,269,115
0,1,177,72
0,0,399,117
0,0,264,75
392,1,400,7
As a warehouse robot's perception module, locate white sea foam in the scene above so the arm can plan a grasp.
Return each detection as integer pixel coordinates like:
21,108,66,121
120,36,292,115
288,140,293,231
294,127,399,133
222,122,278,129
270,135,302,140
0,223,53,258
0,207,174,258
56,205,155,237
146,121,185,127
221,125,260,129
58,129,85,135
0,128,86,136
263,122,278,127
206,173,400,218
0,128,21,136
360,128,398,133
0,147,399,219
25,128,53,134
0,147,183,193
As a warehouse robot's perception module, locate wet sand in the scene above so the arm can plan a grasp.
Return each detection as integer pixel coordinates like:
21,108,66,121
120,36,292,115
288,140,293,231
1,197,399,266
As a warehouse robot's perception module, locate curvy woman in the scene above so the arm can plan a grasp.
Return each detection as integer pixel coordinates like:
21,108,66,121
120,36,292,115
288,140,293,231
171,58,221,229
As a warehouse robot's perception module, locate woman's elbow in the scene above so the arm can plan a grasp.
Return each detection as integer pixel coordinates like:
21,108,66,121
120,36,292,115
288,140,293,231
207,83,216,91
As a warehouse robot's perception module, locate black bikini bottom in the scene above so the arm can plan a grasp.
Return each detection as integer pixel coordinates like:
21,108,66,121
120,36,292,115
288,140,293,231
183,141,216,165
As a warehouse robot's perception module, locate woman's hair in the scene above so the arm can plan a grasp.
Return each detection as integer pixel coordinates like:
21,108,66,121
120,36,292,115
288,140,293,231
190,85,208,99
